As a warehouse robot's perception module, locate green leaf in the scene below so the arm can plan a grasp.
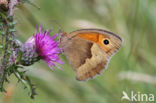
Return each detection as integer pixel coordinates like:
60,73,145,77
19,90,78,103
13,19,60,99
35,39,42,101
7,16,13,22
9,29,16,32
7,50,11,54
0,45,3,49
13,69,37,99
0,31,5,35
0,23,3,27
8,22,16,27
9,37,13,41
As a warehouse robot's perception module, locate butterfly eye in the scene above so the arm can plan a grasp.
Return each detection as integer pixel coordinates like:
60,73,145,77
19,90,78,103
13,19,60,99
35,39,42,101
103,39,109,45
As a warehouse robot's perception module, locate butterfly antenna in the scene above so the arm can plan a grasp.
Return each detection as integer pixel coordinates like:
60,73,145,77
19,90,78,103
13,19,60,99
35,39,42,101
50,20,63,31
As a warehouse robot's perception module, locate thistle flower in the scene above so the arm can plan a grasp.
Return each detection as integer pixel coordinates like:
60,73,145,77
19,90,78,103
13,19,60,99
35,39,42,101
20,25,64,70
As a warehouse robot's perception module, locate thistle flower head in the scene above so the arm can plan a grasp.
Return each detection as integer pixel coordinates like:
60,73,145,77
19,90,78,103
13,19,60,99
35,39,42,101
32,25,64,70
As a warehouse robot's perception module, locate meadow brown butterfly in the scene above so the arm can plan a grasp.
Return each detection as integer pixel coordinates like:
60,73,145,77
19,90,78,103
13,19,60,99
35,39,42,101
59,29,122,81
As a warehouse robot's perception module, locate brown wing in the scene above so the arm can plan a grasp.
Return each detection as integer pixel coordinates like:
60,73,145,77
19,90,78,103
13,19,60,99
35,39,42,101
63,37,93,70
60,29,122,81
75,43,109,81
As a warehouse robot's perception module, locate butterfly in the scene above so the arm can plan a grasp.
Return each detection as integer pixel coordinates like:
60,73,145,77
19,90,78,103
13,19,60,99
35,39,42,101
59,29,122,81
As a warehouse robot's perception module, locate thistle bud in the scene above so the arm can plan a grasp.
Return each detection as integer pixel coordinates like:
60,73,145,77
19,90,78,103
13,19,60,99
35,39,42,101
19,43,40,66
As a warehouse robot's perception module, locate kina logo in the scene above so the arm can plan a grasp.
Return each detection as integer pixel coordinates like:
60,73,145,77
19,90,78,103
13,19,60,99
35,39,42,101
121,91,154,102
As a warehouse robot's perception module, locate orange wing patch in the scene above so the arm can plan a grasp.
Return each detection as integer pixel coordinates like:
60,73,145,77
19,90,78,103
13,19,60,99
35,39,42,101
76,33,99,42
76,33,110,52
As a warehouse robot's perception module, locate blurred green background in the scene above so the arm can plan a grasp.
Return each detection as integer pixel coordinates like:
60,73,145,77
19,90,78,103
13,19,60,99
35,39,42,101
0,0,156,103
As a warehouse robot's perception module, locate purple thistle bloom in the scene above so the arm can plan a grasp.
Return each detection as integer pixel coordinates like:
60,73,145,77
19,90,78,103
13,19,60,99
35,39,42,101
26,25,64,70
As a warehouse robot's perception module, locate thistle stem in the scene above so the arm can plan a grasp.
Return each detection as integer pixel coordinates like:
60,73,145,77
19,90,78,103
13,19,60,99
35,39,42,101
0,17,10,91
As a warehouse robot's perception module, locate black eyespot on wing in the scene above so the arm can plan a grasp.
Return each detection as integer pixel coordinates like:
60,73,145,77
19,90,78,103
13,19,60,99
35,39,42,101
103,39,109,45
